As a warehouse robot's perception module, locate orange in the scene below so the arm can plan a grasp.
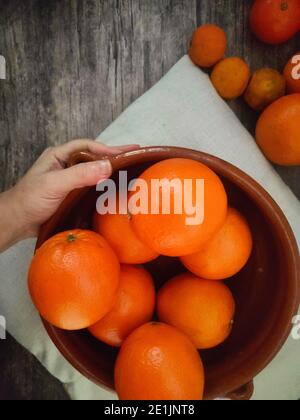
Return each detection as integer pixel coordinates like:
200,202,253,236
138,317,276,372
250,0,300,45
211,57,251,100
157,274,235,349
115,322,205,400
244,68,286,111
28,230,120,330
284,52,300,94
93,199,159,264
89,265,155,347
189,24,227,68
130,158,228,257
181,208,253,280
256,94,300,166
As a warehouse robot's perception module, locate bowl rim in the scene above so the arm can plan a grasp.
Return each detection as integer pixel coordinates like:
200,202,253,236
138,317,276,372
37,146,300,398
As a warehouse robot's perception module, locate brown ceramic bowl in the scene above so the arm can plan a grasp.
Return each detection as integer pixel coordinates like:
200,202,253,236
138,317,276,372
36,146,299,400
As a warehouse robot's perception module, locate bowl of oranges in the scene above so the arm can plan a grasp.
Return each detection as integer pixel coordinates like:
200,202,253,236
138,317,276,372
29,146,299,400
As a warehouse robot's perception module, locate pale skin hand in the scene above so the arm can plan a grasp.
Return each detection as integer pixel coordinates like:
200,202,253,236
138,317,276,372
0,139,139,253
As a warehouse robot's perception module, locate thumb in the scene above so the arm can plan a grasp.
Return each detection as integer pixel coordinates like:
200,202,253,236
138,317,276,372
55,159,112,194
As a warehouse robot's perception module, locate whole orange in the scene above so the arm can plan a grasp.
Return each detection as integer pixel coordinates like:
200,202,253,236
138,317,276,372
284,52,300,94
250,0,300,45
157,274,235,350
189,24,227,68
256,94,300,165
93,198,159,264
28,230,120,330
115,322,205,400
130,159,228,257
244,68,286,111
181,208,253,280
211,57,251,100
89,265,155,347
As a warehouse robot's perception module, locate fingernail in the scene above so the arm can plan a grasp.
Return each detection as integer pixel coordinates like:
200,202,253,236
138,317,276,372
94,159,112,174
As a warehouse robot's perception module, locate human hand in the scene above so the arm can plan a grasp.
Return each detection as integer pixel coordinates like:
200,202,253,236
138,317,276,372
0,140,139,251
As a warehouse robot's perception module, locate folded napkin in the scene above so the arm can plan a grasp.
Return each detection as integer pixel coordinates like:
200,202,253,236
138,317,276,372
0,56,299,400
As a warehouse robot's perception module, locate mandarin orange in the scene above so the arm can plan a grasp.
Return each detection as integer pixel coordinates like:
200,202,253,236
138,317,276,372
181,208,253,280
130,158,228,257
28,230,120,330
157,273,235,349
89,265,155,347
115,322,205,400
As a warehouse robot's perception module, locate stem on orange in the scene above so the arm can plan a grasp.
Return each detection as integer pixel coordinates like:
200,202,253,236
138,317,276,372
67,233,77,243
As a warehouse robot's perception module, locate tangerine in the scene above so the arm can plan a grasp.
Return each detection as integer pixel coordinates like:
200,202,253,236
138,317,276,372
181,208,253,280
130,158,228,257
211,57,251,100
284,52,300,94
157,273,235,349
189,24,227,68
244,68,286,111
28,230,120,330
89,265,155,347
256,94,300,165
250,0,300,45
115,322,205,400
94,198,159,264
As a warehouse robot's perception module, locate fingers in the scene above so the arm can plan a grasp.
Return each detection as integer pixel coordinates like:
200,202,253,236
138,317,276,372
53,139,140,164
51,159,113,195
32,140,140,174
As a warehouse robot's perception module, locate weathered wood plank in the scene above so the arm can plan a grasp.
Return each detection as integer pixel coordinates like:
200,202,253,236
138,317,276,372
0,0,197,188
0,333,69,400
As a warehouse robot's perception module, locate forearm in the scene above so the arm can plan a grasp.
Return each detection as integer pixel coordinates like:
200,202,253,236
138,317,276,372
0,189,31,253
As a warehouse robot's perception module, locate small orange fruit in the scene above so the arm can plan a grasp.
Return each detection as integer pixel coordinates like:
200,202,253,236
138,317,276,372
28,230,120,330
89,265,155,347
284,52,300,94
211,57,251,100
130,158,228,257
189,24,227,68
157,273,235,349
244,68,286,111
115,322,205,400
256,94,300,166
93,199,159,264
181,208,253,280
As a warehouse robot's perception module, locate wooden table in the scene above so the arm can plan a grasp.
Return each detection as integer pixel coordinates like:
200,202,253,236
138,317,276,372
0,0,299,400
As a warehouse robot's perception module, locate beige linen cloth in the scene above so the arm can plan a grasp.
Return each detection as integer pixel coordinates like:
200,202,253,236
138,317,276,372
0,56,299,400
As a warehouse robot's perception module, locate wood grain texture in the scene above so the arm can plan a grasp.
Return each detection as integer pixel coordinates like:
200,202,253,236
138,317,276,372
0,0,299,400
0,333,69,400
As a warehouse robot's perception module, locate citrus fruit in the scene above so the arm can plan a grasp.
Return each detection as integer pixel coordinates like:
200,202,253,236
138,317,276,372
211,57,251,100
181,208,253,280
130,158,228,257
28,230,120,330
189,24,227,68
89,265,155,347
115,322,205,400
244,68,286,111
93,198,159,264
256,94,300,165
250,0,300,45
157,273,236,349
284,52,300,94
